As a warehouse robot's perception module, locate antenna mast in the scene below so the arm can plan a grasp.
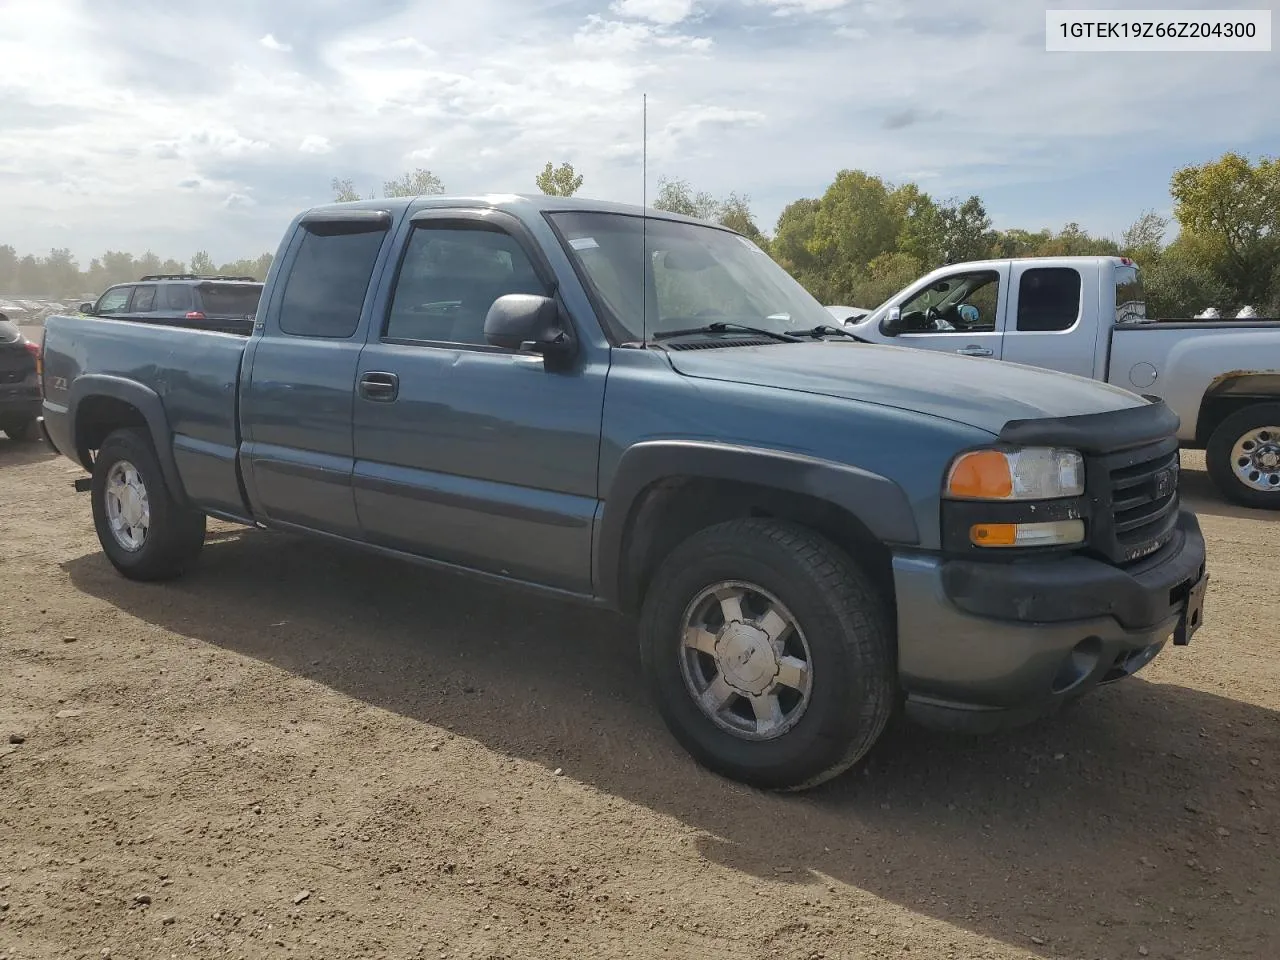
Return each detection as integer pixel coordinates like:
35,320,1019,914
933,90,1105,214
642,93,648,343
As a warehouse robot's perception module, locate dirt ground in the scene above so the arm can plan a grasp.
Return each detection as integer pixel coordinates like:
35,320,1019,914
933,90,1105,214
1,436,1276,960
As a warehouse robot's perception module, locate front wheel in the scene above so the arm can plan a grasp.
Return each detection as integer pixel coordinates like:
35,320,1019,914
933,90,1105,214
638,519,896,791
1206,402,1280,510
91,428,207,581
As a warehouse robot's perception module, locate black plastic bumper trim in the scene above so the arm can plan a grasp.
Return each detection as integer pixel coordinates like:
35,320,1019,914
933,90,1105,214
940,510,1206,629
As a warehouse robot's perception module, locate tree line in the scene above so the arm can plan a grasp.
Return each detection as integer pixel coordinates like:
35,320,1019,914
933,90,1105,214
3,153,1276,320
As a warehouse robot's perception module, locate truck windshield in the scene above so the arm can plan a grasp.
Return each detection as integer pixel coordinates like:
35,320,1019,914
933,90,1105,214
1115,264,1146,323
548,211,833,342
198,283,263,319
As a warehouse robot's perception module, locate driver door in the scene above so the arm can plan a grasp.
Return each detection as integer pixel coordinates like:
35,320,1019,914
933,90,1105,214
893,268,1008,360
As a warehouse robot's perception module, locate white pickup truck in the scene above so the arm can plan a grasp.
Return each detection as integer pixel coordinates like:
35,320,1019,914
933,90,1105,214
838,256,1280,509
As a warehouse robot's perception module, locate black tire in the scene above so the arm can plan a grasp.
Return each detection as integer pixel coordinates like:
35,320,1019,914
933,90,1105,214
1205,402,1280,510
0,416,37,441
638,518,895,792
91,428,206,581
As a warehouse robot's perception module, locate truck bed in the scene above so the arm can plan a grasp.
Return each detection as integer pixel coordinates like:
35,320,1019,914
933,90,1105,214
40,314,249,517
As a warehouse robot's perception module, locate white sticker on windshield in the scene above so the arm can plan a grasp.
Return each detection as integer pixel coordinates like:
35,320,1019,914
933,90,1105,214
569,236,599,251
737,235,767,254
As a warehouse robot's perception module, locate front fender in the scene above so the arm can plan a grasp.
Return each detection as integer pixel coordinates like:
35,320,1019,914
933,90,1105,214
594,439,919,606
68,374,190,505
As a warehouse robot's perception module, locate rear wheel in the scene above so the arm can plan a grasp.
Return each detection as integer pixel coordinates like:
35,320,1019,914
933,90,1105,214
91,428,206,581
0,415,37,441
638,518,895,791
1206,403,1280,510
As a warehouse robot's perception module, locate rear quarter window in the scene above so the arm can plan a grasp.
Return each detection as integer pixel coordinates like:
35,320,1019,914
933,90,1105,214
196,283,262,318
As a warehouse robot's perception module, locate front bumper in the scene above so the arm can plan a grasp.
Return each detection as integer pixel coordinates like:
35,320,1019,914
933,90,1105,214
893,510,1207,734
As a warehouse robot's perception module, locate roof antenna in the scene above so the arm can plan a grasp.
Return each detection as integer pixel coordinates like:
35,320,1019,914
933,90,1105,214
642,92,648,345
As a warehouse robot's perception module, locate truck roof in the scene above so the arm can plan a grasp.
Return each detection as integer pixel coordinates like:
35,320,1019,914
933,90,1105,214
301,193,725,229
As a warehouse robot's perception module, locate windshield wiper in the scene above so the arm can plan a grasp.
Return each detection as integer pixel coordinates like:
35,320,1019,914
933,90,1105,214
801,324,862,340
652,321,802,343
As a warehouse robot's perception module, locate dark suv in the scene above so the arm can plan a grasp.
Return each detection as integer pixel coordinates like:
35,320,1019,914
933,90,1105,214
81,275,264,334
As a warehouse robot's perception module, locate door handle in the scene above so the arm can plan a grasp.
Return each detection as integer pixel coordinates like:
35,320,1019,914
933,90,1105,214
956,345,993,357
358,371,399,402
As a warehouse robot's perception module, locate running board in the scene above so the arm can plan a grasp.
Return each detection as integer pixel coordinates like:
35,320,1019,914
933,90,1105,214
73,477,92,493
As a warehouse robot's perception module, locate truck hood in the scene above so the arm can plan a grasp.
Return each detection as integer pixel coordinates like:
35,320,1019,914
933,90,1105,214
666,341,1145,436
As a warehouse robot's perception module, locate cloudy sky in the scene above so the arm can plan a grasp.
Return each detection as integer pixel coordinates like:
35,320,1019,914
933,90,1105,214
1,0,1277,263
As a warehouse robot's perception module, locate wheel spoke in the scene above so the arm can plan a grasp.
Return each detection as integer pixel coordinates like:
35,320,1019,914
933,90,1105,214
776,656,809,692
749,694,784,736
698,675,735,715
683,626,719,657
756,604,790,650
714,587,745,625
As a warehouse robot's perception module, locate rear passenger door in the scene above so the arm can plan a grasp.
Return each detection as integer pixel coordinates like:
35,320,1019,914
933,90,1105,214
239,210,395,539
351,209,606,593
127,284,160,322
1000,264,1097,379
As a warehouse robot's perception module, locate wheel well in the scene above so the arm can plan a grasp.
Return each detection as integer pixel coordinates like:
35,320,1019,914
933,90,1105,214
618,477,895,618
74,396,147,469
1196,383,1280,447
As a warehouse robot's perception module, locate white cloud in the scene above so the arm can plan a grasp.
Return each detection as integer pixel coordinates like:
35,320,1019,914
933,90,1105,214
611,0,698,25
759,0,850,14
0,0,1276,262
299,135,333,154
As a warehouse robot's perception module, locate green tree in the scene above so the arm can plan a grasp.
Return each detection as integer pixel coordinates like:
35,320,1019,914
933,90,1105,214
331,177,363,202
535,161,584,197
191,250,217,275
1171,152,1280,310
382,168,445,198
936,196,995,263
1121,210,1169,263
652,176,721,220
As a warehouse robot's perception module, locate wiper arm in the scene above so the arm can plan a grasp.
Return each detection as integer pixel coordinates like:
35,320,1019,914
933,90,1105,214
801,324,862,340
652,321,802,343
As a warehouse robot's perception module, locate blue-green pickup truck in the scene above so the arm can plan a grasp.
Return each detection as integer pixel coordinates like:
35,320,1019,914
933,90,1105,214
38,194,1208,790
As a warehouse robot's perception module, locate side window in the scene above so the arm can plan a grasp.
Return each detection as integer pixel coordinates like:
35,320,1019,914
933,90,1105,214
96,287,133,314
278,225,387,338
1017,268,1081,332
900,271,1000,333
164,284,194,311
130,285,158,312
384,225,549,346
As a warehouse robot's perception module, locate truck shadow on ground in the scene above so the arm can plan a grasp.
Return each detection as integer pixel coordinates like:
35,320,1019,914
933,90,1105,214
64,530,1280,959
0,435,57,467
1178,454,1279,522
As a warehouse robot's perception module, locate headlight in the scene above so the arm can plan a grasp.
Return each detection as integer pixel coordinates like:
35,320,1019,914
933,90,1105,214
945,447,1084,501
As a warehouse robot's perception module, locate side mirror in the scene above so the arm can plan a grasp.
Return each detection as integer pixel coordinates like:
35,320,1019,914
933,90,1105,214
79,302,95,315
880,306,905,337
484,294,575,359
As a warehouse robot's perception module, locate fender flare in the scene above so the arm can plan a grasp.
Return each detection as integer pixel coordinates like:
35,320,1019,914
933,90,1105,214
594,440,919,606
68,374,191,504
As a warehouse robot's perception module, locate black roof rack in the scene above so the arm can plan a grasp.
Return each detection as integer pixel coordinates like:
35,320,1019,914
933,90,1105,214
138,274,260,283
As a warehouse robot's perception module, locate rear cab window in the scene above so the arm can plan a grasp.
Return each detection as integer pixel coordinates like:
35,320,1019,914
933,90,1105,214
277,220,388,338
1015,268,1081,332
1114,263,1147,322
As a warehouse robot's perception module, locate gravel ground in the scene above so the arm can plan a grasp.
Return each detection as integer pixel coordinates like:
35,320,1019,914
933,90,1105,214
1,437,1277,960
